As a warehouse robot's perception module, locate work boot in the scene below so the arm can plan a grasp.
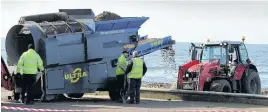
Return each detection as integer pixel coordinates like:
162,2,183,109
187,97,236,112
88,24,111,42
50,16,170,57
25,101,34,105
135,96,140,104
15,100,20,103
30,101,35,104
127,100,134,104
21,99,25,103
115,99,123,103
25,102,32,105
135,97,140,104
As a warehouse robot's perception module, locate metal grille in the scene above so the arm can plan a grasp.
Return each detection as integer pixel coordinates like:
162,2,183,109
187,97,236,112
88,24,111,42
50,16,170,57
37,20,89,36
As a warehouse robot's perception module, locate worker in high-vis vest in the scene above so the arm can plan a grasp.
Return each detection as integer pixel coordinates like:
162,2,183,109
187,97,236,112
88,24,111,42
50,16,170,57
16,44,44,105
115,50,128,102
125,51,147,104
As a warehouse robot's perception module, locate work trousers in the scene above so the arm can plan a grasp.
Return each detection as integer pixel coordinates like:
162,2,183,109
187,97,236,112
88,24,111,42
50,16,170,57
21,74,36,103
129,78,141,103
116,75,125,99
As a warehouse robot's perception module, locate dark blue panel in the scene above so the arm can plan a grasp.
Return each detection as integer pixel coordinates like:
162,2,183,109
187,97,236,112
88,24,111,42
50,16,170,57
127,20,145,28
112,21,129,30
94,17,149,32
89,63,108,84
96,23,113,31
45,38,59,65
47,70,64,90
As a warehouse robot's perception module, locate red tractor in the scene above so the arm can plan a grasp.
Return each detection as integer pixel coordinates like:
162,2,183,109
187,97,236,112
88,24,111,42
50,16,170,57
177,37,261,94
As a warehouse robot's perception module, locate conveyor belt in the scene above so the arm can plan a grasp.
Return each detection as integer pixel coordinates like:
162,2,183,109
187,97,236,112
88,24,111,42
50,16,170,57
124,38,157,49
124,36,175,57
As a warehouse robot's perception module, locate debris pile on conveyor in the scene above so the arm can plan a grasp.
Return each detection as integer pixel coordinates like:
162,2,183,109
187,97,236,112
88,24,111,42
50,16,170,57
95,11,122,21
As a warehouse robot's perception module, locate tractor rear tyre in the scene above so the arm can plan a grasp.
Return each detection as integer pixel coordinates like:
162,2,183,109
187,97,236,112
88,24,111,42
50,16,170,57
109,89,118,101
243,69,261,94
67,93,84,98
107,77,119,101
210,79,232,93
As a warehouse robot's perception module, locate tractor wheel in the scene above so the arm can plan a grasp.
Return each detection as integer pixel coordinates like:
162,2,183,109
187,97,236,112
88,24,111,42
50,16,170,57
67,93,84,98
242,69,261,94
210,79,232,93
109,89,118,101
107,77,119,101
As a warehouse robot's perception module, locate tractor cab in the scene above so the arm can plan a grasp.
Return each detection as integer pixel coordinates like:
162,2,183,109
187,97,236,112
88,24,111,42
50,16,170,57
179,37,261,94
189,38,250,76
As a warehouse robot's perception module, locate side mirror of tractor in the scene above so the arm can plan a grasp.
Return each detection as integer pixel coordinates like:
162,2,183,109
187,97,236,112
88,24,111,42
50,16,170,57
246,58,252,64
189,46,198,60
189,46,194,55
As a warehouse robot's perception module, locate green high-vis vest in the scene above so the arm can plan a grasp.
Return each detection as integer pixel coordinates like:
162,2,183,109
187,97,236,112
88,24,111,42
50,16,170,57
16,49,44,75
116,54,127,75
128,57,143,79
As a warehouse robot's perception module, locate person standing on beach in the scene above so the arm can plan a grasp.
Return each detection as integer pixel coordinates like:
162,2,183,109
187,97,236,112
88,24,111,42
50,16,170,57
125,51,147,104
115,50,128,102
16,44,44,105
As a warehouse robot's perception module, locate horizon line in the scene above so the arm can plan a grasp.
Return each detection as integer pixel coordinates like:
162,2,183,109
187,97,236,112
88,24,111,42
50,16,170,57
1,37,267,45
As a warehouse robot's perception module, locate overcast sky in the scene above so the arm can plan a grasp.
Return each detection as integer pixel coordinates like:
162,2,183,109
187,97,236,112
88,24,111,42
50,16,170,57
1,0,268,44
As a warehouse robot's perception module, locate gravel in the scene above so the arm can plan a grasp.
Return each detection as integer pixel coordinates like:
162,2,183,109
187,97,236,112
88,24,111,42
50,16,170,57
95,11,122,21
